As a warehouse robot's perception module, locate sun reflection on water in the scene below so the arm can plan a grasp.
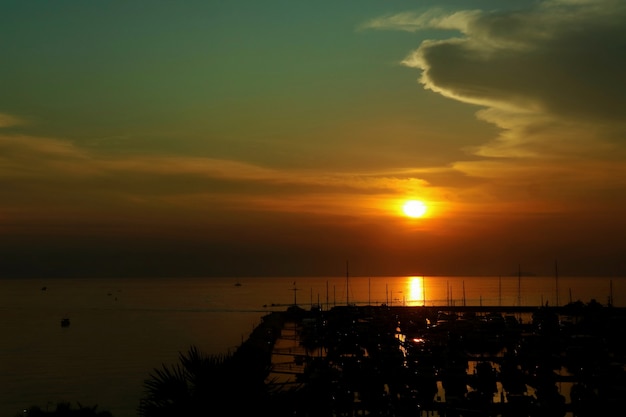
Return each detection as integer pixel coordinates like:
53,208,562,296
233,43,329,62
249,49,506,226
408,276,425,306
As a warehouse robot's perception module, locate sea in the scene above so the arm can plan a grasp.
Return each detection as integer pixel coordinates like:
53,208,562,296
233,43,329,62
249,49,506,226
1,275,622,417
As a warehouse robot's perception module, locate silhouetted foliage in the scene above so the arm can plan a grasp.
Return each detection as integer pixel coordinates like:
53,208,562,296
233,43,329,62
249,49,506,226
18,402,112,417
138,345,273,417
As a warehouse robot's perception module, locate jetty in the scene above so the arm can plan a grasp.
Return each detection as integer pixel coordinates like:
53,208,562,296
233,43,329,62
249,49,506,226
249,301,626,416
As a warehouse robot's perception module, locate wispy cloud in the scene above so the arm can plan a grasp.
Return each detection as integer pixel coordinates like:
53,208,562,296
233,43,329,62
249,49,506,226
359,8,481,33
0,132,434,220
0,112,25,128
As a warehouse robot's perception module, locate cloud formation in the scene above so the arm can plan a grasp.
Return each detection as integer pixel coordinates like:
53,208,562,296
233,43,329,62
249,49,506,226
0,129,433,224
368,0,626,156
363,0,626,215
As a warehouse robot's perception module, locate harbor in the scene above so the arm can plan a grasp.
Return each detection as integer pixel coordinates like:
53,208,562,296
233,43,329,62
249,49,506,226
251,301,626,416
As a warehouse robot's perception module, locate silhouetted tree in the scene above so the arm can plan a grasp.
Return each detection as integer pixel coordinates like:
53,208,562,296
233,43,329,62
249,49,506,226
138,345,273,417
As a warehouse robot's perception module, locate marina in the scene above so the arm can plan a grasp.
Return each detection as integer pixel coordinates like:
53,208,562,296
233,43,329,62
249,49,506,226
257,302,626,416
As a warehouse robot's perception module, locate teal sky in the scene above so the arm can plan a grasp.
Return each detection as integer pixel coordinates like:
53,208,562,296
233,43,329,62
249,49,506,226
2,0,625,278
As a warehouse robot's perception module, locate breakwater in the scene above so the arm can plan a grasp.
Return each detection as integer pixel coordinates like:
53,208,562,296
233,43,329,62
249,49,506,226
252,302,626,416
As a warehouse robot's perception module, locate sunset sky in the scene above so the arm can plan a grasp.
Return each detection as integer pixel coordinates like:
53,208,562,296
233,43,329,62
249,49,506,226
2,0,625,278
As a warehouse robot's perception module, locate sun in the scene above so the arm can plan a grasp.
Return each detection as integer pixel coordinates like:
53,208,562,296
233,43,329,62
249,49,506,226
402,200,427,218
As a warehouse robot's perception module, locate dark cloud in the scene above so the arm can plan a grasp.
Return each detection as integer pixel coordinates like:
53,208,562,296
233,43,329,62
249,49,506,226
402,1,626,125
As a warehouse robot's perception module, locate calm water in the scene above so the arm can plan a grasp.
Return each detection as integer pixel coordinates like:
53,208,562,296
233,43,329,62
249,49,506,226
1,275,622,417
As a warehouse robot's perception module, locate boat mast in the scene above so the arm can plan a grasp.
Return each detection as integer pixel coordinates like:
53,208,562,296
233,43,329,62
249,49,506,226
346,260,349,306
518,264,522,307
463,280,466,307
292,281,298,306
555,260,559,307
326,280,329,310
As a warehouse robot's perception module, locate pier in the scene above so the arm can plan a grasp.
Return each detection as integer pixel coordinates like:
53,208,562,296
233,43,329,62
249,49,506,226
255,302,626,416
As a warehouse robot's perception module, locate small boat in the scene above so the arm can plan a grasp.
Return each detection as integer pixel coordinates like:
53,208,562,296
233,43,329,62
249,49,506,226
234,282,242,287
61,318,70,327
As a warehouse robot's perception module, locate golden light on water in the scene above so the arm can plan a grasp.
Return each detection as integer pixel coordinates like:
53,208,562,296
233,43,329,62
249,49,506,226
408,276,425,305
